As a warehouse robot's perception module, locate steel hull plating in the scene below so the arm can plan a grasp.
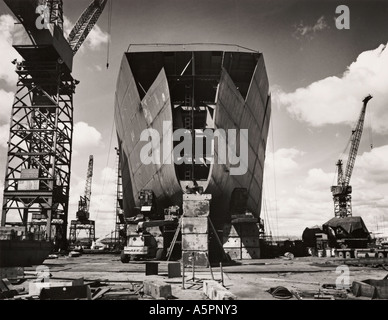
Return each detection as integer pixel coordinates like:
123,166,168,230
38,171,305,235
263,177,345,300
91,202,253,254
115,46,271,226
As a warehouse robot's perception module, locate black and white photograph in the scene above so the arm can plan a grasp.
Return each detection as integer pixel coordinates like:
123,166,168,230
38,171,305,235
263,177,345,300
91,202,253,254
0,0,387,307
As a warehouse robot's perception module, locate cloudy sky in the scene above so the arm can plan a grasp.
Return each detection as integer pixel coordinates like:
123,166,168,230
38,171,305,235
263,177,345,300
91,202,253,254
0,0,387,239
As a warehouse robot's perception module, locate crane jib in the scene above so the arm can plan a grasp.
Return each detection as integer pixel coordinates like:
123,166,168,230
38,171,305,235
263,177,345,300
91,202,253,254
331,95,372,218
343,95,372,186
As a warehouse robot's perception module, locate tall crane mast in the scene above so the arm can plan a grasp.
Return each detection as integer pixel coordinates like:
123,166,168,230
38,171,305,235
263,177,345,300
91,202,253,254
1,0,107,249
70,155,95,247
331,95,373,218
77,156,94,221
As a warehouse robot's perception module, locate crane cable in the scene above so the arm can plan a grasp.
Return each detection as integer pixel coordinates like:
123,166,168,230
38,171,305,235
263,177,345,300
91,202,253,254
94,117,116,225
262,180,274,240
270,116,279,239
106,0,113,69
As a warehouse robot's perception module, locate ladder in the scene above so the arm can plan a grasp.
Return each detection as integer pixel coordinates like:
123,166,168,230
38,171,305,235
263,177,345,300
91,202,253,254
166,216,230,262
166,217,182,261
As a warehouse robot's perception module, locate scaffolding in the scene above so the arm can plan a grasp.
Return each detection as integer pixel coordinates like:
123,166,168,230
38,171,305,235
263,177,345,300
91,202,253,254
114,147,126,249
69,220,95,248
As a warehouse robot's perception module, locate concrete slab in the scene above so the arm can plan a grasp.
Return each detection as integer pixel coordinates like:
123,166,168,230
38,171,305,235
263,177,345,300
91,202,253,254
143,279,172,299
29,278,84,296
203,280,237,300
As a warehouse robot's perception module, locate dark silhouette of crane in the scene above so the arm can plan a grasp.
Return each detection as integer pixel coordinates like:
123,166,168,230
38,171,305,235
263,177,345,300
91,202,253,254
1,1,107,249
70,155,96,248
77,156,94,222
331,95,373,218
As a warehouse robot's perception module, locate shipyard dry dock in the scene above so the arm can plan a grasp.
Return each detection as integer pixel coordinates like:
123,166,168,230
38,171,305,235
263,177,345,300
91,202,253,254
114,44,271,264
115,44,271,227
5,254,388,300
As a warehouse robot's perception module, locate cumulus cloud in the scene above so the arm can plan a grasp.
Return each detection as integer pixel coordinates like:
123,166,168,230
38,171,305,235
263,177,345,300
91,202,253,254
0,15,23,150
69,165,117,238
0,89,13,123
86,24,109,50
263,144,388,237
266,148,305,175
73,122,102,150
100,167,117,183
354,145,388,184
63,16,73,38
0,14,20,86
64,16,108,52
0,124,10,148
0,18,16,149
293,16,328,40
275,43,388,133
304,168,333,190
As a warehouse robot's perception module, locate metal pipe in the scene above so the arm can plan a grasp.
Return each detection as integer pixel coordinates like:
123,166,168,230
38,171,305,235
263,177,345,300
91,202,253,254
192,252,195,281
220,262,224,287
206,253,214,280
182,261,185,290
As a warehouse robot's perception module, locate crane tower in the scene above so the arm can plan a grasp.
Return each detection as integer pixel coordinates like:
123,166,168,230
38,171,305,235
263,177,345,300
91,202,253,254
1,0,107,249
331,95,373,218
69,155,96,248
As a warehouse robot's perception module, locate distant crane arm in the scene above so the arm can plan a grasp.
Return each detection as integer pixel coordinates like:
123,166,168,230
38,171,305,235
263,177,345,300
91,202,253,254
343,95,373,186
67,0,108,55
84,155,94,212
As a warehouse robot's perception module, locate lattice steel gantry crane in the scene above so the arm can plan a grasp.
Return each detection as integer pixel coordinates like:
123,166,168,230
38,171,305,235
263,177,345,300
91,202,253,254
69,156,96,248
331,95,373,218
1,0,107,250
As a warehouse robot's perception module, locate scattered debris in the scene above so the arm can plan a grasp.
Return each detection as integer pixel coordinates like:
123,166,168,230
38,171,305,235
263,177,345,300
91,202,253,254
29,278,85,296
40,285,92,300
0,278,21,299
321,283,337,290
143,280,172,299
92,287,111,300
314,292,335,300
266,286,293,299
69,251,82,258
261,277,320,286
352,275,388,300
203,280,237,300
281,252,295,260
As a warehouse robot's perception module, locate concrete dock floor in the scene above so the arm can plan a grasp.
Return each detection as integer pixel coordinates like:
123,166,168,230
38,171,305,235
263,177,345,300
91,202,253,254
17,254,388,300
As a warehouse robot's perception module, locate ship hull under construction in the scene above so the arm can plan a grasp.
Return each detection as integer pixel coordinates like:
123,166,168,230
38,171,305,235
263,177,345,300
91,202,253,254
115,45,271,227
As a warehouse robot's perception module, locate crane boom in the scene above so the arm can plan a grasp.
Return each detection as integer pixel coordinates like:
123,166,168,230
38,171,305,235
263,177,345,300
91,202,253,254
84,155,94,212
77,155,94,221
67,0,108,55
343,95,373,186
331,95,373,218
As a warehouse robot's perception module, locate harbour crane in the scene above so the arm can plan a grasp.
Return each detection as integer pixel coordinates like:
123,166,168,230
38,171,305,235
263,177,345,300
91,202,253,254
77,156,94,222
69,155,96,248
1,0,108,249
331,95,373,218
